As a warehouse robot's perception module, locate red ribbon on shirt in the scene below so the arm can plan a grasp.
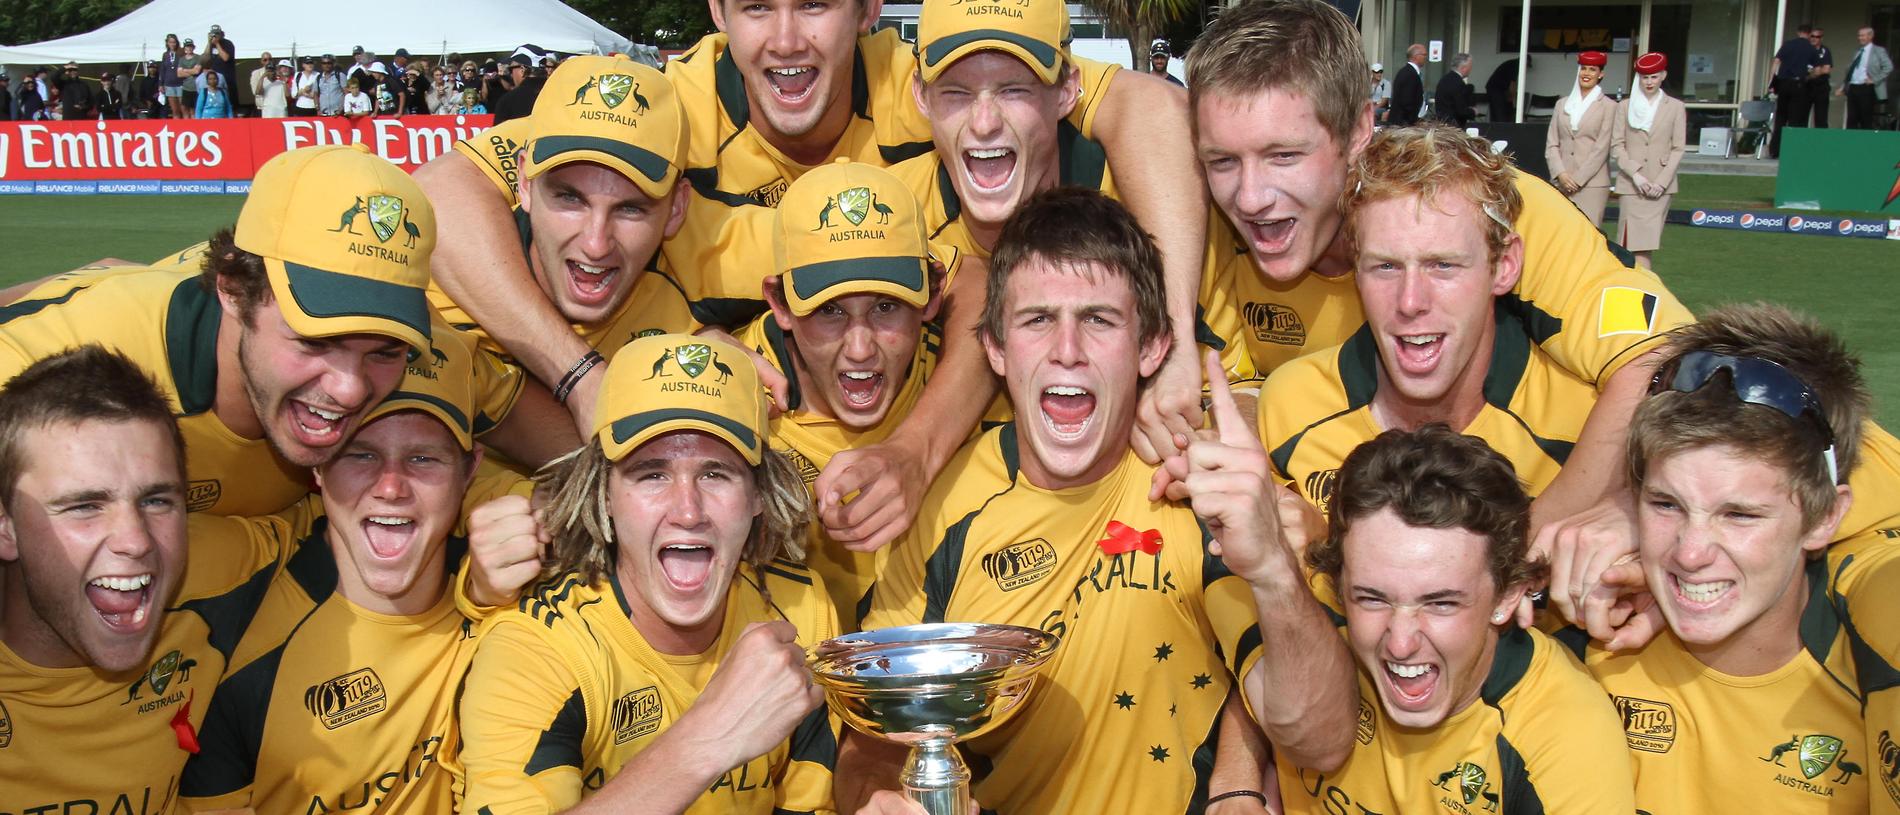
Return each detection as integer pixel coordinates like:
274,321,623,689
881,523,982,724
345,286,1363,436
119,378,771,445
1097,520,1163,556
172,689,201,754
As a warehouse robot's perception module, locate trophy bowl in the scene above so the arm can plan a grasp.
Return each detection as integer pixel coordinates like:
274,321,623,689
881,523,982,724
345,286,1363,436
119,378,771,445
809,623,1059,815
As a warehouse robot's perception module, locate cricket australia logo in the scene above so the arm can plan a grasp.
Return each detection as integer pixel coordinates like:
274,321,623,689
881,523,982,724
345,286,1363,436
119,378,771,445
122,648,196,715
612,686,664,744
1762,733,1865,795
331,194,422,249
813,186,893,241
644,343,736,389
571,73,648,112
1432,761,1498,812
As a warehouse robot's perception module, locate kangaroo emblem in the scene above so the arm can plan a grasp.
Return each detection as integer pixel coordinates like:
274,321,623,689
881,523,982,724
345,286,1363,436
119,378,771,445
1763,735,1801,765
631,83,650,113
1482,789,1500,812
330,197,366,234
401,209,422,248
430,347,448,366
711,354,735,384
814,197,836,230
175,658,198,682
870,192,894,224
1431,768,1459,789
569,76,597,105
643,350,672,379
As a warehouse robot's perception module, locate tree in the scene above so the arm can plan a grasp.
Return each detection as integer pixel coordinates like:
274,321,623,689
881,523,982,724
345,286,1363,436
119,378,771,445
561,0,716,49
1077,0,1200,73
0,0,146,50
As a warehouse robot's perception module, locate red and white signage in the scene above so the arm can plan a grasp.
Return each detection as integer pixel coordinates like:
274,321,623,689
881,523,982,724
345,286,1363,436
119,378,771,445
0,115,495,183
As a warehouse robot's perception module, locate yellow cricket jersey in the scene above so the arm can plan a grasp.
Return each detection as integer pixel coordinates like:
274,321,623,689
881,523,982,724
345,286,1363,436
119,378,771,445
1202,170,1696,381
1829,530,1900,814
454,561,841,814
0,267,525,517
451,117,531,201
665,29,1116,209
0,512,298,814
1580,547,1889,814
737,314,945,619
883,120,1117,264
1278,626,1635,815
862,424,1265,813
177,479,525,814
1260,308,1598,514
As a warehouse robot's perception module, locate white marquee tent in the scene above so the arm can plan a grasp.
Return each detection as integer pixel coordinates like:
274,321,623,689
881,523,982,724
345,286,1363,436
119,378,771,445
0,0,637,66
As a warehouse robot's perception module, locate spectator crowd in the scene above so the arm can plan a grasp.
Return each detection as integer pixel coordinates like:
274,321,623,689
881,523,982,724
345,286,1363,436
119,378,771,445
2,24,556,121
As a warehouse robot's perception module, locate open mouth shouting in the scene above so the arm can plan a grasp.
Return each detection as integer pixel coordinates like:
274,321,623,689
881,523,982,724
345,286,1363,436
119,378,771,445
837,369,885,412
764,66,818,106
288,399,354,449
87,573,156,633
964,147,1018,193
1383,659,1440,711
1243,216,1297,257
363,515,419,560
567,260,621,308
657,542,716,593
1392,333,1446,376
1041,384,1096,439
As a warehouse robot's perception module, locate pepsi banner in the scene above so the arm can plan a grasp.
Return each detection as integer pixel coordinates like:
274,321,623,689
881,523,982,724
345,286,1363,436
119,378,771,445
1678,208,1899,241
0,115,495,193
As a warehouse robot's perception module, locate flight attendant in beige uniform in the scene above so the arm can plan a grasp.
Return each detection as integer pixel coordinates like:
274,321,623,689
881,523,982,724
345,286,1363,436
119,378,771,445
1545,50,1615,225
1613,51,1686,268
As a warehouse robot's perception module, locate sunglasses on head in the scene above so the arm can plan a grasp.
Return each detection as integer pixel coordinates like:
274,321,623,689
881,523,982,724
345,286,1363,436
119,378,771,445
1649,349,1840,483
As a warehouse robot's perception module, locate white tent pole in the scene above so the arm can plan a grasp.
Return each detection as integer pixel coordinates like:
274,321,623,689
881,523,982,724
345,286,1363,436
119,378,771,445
1515,0,1531,123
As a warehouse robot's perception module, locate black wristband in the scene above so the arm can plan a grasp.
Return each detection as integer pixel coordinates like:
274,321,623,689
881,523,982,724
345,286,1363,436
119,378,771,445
1207,790,1268,807
553,350,604,404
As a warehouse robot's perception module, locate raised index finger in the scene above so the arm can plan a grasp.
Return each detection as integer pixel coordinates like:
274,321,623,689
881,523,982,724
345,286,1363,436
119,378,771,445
1201,349,1257,450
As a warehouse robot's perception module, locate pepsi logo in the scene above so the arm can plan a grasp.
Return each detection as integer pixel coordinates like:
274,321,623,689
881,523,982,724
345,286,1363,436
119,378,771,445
1838,219,1855,234
1789,216,1805,230
1691,210,1708,225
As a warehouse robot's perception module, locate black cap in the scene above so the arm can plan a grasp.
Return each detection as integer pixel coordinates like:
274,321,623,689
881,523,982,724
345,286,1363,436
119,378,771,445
351,45,365,55
395,48,410,58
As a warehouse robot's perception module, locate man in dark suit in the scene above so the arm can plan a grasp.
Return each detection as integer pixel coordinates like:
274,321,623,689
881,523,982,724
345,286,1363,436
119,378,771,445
1434,53,1476,126
1390,43,1427,126
1768,23,1818,158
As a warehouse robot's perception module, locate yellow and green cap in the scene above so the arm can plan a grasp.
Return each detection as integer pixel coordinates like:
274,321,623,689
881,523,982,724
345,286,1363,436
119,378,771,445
364,322,492,451
774,159,930,317
522,55,687,198
592,334,769,465
916,0,1072,85
234,144,434,352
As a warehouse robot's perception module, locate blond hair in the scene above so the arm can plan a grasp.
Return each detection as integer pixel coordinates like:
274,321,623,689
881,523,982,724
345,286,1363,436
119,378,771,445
534,441,812,587
1340,124,1522,263
1185,0,1370,149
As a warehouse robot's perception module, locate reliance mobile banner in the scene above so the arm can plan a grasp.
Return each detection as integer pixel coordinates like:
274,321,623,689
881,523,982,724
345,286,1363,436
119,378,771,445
0,115,496,190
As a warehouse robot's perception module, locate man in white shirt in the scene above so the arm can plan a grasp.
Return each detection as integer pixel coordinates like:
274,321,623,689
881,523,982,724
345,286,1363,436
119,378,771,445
1837,26,1894,130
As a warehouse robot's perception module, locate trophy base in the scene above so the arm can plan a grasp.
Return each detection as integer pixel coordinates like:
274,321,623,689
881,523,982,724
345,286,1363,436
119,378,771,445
901,732,972,815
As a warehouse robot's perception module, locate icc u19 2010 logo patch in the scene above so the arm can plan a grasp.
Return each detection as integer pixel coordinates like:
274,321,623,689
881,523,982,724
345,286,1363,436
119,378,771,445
304,668,388,730
613,686,664,744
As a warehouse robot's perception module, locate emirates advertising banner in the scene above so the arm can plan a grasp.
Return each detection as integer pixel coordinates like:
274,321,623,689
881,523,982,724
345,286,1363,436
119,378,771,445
0,115,495,194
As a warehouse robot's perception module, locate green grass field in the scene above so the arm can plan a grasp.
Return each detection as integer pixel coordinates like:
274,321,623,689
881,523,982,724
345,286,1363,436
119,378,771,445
0,176,1893,425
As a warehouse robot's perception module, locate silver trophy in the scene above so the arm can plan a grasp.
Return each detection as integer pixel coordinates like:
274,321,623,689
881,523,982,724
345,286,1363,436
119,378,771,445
809,623,1060,815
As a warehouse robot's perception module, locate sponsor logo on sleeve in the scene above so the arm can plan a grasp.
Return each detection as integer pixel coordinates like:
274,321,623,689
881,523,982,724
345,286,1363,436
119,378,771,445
1612,695,1675,753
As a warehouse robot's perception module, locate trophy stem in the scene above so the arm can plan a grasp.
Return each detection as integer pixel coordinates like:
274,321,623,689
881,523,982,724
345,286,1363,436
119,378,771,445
901,733,972,815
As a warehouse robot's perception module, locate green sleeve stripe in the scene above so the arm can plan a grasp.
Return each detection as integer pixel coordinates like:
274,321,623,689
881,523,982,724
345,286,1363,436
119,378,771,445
179,645,284,798
523,687,587,776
